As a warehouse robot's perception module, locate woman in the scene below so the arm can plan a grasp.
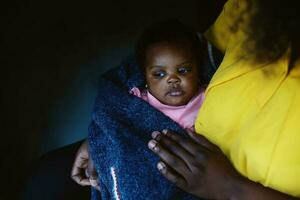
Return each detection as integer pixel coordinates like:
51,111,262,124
73,0,300,199
147,0,300,199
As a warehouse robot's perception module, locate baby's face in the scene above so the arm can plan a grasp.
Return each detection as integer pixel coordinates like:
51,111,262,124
144,42,200,106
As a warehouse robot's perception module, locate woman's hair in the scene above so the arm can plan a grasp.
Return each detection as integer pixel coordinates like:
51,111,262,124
241,0,300,63
135,19,206,71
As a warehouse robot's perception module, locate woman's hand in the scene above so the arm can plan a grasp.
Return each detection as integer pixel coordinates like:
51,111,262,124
71,140,100,190
148,130,300,200
148,129,241,199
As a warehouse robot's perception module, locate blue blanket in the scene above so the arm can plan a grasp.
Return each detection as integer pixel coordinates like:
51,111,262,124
88,56,199,200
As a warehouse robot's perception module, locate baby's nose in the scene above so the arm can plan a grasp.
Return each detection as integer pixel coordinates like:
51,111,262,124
167,75,180,84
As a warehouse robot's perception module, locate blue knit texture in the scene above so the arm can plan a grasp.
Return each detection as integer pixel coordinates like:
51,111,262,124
88,55,206,200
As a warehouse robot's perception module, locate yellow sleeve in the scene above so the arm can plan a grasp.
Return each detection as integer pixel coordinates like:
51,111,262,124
204,0,244,53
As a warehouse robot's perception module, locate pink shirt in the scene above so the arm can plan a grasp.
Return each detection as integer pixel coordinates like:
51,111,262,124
130,87,205,131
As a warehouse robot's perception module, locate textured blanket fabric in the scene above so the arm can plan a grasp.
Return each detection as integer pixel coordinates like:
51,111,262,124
88,57,201,200
88,56,197,200
88,41,221,200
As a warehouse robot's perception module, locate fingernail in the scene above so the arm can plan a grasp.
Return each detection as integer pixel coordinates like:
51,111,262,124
162,129,169,135
95,185,101,191
157,162,166,171
85,169,89,177
90,179,98,187
148,140,158,151
151,131,160,139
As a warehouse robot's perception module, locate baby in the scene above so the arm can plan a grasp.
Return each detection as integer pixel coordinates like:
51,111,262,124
130,19,206,131
88,19,210,200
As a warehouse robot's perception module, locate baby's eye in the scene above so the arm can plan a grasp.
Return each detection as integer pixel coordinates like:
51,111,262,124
153,71,166,78
178,67,192,74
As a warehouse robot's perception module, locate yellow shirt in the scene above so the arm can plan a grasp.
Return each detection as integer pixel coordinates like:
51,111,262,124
195,0,300,197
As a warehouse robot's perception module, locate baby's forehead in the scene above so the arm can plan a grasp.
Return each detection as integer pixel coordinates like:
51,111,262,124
145,43,196,62
147,41,195,52
148,41,197,56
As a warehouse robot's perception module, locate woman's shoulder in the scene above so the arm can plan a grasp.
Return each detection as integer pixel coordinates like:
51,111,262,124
205,0,252,54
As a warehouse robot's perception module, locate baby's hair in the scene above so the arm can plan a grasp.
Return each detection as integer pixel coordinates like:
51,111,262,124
135,19,207,80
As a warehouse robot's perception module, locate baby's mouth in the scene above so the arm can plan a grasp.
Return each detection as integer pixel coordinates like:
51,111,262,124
167,87,184,97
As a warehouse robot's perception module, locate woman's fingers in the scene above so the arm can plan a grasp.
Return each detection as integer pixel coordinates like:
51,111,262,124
87,158,100,190
71,153,91,186
154,130,209,160
149,130,240,199
152,131,201,171
186,130,220,152
71,140,91,186
148,139,190,176
71,139,100,190
162,129,198,155
157,161,187,189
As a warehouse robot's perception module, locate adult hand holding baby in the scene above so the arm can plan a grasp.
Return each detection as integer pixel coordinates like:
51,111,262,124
71,140,100,191
148,129,242,199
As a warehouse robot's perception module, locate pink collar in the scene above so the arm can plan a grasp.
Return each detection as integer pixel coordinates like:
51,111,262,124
130,87,205,131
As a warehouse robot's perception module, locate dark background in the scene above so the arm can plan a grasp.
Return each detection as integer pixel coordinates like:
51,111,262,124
1,0,224,199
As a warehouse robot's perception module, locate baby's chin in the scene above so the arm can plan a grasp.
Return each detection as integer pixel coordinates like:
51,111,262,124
162,97,190,106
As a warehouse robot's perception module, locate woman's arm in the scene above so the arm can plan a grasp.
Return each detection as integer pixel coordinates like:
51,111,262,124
148,130,299,200
231,176,299,200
